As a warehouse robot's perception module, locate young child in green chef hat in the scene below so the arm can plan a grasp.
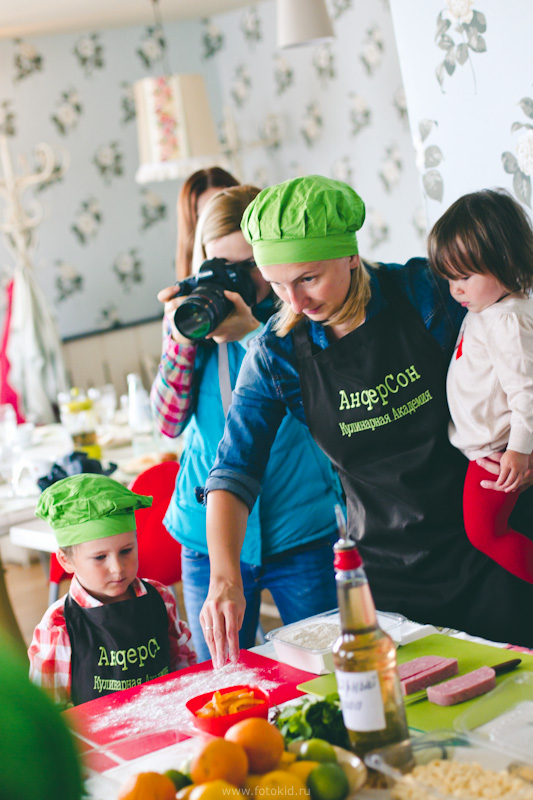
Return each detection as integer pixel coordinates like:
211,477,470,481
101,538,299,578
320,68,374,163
28,474,196,707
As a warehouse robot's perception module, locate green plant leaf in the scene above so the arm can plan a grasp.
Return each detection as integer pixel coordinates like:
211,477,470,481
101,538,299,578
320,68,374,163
519,97,533,120
513,170,531,207
502,151,518,174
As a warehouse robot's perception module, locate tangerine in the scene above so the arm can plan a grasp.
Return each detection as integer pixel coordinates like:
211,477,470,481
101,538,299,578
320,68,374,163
256,770,309,797
189,779,243,798
176,788,195,800
288,760,320,783
242,773,263,797
277,750,297,769
117,771,176,800
225,717,285,773
190,738,248,787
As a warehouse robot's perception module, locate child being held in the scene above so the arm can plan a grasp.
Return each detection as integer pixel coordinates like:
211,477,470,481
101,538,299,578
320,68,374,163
29,474,196,706
428,188,533,582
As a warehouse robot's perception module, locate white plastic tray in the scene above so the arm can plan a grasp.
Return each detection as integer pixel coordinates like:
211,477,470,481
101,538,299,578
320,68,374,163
266,609,405,674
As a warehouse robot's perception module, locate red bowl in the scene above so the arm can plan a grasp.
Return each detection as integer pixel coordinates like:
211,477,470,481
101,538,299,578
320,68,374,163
186,684,269,736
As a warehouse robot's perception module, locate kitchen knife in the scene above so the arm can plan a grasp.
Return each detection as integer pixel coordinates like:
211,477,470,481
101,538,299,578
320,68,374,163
403,658,522,704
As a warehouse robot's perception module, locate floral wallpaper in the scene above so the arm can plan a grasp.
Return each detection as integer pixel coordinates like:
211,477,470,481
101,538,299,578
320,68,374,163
209,0,424,266
390,0,533,228
0,21,218,339
0,0,426,341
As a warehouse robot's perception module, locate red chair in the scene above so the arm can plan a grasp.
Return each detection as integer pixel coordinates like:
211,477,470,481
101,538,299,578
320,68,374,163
47,461,182,607
48,551,69,606
128,460,182,594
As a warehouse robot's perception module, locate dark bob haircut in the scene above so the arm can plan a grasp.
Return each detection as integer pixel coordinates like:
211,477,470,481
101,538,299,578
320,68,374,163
427,188,533,294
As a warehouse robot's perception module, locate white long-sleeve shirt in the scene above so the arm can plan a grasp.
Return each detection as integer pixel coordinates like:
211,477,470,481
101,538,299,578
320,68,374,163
447,293,533,460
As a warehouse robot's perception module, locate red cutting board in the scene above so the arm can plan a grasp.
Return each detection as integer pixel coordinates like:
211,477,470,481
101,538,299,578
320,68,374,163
64,650,316,754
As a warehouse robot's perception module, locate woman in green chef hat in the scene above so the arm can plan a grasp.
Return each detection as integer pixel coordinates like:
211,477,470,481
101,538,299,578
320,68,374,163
200,174,533,667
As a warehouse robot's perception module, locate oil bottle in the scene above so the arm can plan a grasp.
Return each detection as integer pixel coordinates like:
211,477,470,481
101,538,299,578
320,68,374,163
331,509,409,760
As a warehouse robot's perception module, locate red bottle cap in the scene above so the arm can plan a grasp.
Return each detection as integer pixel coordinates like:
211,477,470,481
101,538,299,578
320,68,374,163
334,546,363,571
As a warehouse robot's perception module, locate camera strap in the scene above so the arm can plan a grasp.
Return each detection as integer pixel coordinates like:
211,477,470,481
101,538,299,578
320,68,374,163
217,343,233,417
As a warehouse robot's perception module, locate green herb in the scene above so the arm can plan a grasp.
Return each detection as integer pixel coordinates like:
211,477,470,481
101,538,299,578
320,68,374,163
273,693,350,749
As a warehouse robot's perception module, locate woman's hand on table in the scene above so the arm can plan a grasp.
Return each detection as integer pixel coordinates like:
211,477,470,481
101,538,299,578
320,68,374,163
477,451,533,491
200,581,246,669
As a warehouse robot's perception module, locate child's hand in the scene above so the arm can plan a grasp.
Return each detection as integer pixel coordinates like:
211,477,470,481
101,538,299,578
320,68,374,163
496,449,531,492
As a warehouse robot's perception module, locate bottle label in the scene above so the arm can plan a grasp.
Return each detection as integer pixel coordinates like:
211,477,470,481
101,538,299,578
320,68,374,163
335,669,386,732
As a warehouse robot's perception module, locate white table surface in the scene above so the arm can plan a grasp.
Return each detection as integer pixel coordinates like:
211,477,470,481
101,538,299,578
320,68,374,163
9,516,56,553
83,622,514,800
2,422,181,542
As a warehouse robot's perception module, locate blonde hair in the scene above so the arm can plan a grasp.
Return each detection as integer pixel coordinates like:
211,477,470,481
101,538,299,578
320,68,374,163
191,185,261,273
273,258,372,337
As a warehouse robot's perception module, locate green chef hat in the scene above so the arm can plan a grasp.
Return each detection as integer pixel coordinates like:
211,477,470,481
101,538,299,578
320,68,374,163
36,474,152,548
241,174,365,267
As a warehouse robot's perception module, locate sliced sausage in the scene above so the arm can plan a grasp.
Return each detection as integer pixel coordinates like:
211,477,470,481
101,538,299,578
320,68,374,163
426,666,496,706
401,657,459,695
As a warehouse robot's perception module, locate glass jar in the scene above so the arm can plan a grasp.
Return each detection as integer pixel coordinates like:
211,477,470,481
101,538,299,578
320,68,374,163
59,389,102,460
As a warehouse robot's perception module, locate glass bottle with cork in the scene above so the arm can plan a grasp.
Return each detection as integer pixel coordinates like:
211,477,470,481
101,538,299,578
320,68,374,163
332,506,410,761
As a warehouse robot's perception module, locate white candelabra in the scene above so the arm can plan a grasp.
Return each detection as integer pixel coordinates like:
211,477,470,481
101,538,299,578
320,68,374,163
0,135,69,267
0,135,69,424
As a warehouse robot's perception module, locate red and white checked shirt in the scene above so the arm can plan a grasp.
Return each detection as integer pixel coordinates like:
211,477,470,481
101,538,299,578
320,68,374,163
150,329,198,439
28,575,196,706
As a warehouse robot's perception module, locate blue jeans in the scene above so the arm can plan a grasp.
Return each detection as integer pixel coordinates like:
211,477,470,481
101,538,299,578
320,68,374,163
181,540,338,663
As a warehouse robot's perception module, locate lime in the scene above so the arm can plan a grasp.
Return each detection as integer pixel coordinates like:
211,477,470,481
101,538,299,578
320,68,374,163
164,769,192,790
307,762,350,800
298,738,337,763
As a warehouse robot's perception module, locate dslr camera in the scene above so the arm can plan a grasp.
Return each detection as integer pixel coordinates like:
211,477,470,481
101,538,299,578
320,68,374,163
173,257,256,341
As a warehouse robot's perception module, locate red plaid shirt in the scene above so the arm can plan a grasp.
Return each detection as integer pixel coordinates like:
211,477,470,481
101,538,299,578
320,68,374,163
150,327,197,438
28,576,196,705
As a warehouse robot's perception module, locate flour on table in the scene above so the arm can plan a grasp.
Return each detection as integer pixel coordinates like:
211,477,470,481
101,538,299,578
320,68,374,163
275,620,340,650
87,663,279,740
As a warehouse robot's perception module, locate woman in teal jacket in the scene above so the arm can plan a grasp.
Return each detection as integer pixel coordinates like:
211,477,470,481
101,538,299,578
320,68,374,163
151,185,344,661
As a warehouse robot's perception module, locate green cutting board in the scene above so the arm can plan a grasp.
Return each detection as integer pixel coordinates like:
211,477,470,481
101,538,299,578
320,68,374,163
296,634,533,732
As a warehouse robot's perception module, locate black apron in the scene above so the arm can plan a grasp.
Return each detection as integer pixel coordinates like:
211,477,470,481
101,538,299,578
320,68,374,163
64,580,170,706
294,270,533,644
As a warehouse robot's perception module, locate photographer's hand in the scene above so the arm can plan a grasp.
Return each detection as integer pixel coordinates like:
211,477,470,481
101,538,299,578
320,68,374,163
157,285,196,346
207,291,260,344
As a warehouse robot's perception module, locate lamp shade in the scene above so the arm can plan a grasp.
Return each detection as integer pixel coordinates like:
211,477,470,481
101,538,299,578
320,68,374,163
134,74,222,183
277,0,334,49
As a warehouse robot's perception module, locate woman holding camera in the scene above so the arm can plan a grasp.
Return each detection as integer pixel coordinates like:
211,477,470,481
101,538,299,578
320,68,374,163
199,175,533,667
151,184,344,661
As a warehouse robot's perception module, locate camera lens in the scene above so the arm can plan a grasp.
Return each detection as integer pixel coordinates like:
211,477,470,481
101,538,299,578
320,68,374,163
172,259,257,341
174,291,228,340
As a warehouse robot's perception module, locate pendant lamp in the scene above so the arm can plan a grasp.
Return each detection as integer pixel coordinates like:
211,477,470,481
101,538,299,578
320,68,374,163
134,74,222,184
133,0,223,184
277,0,335,49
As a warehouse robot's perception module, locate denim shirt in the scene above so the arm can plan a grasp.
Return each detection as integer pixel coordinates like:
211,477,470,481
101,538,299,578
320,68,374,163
205,258,465,510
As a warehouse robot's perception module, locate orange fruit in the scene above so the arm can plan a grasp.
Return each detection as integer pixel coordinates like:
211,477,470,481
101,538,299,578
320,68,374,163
189,780,242,798
117,771,176,800
190,738,248,787
277,751,297,769
176,788,195,800
225,717,285,774
242,773,263,797
256,770,309,797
